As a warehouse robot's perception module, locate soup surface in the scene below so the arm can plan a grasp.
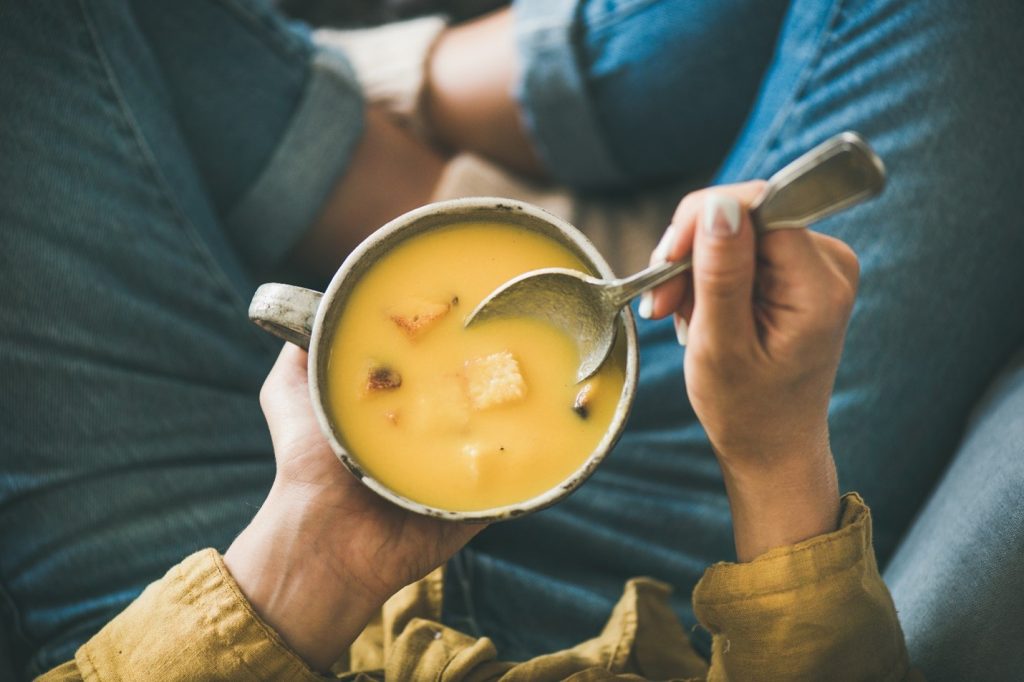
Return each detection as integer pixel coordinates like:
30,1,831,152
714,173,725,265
327,221,627,511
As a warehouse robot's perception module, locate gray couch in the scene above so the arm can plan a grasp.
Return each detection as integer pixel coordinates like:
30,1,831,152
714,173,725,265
885,348,1024,680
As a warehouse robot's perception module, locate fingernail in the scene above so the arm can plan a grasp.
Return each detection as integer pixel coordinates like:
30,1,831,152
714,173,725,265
651,224,677,263
703,194,741,238
638,292,653,319
673,313,688,346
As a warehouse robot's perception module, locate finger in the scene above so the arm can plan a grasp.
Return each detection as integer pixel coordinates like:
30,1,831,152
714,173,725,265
648,181,766,318
689,193,757,346
667,181,767,248
810,232,860,290
260,343,318,448
671,270,692,322
756,230,860,349
261,343,309,406
670,272,695,346
757,226,859,305
809,232,860,324
640,223,687,319
673,312,689,346
756,225,832,297
652,223,694,319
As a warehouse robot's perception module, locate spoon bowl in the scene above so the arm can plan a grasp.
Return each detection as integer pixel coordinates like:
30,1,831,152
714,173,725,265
465,267,622,381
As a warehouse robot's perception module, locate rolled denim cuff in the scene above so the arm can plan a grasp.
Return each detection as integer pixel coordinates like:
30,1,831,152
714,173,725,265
513,0,626,189
226,47,364,274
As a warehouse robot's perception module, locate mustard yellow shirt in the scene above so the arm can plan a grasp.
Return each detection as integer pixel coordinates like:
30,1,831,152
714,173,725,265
39,494,923,681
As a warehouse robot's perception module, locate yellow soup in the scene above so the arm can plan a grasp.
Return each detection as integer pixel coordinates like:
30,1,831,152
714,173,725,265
327,222,626,511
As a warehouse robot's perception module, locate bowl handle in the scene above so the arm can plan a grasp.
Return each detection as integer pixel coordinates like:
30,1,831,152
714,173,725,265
248,283,323,350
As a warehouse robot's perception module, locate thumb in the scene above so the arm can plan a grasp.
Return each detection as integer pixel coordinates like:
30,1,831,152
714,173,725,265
260,343,322,454
690,193,756,346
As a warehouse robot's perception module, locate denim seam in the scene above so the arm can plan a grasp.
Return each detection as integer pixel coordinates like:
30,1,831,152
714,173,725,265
80,0,253,317
732,0,846,181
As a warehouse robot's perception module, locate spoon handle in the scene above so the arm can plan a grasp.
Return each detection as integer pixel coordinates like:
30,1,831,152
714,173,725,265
606,131,886,307
605,257,695,307
751,131,886,230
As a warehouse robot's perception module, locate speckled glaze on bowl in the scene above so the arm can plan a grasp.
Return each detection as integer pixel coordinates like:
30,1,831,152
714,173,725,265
249,197,639,522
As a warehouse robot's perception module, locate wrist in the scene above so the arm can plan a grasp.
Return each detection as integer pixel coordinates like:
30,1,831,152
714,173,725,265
718,442,840,562
224,483,385,671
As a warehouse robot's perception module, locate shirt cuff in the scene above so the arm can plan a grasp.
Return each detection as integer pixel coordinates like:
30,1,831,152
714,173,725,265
692,493,911,681
76,549,325,682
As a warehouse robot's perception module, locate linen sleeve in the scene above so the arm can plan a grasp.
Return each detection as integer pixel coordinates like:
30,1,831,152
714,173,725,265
36,550,326,682
692,493,924,681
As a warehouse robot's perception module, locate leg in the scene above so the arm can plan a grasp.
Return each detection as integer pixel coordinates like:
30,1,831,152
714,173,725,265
0,0,437,673
126,0,447,282
292,107,448,278
425,8,547,177
710,0,1024,560
448,0,1024,660
423,0,790,187
0,2,310,672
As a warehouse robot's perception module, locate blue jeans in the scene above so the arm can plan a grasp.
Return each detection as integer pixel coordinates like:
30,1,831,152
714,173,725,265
0,1,362,674
448,0,1024,661
2,0,1023,676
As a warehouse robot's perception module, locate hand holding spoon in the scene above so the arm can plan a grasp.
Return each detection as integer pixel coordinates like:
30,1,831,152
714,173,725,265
464,132,886,382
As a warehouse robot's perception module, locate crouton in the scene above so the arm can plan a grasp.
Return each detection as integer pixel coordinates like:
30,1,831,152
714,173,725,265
366,365,402,393
464,351,526,410
389,298,451,339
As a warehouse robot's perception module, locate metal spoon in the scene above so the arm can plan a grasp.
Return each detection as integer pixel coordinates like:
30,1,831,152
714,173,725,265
464,132,886,382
